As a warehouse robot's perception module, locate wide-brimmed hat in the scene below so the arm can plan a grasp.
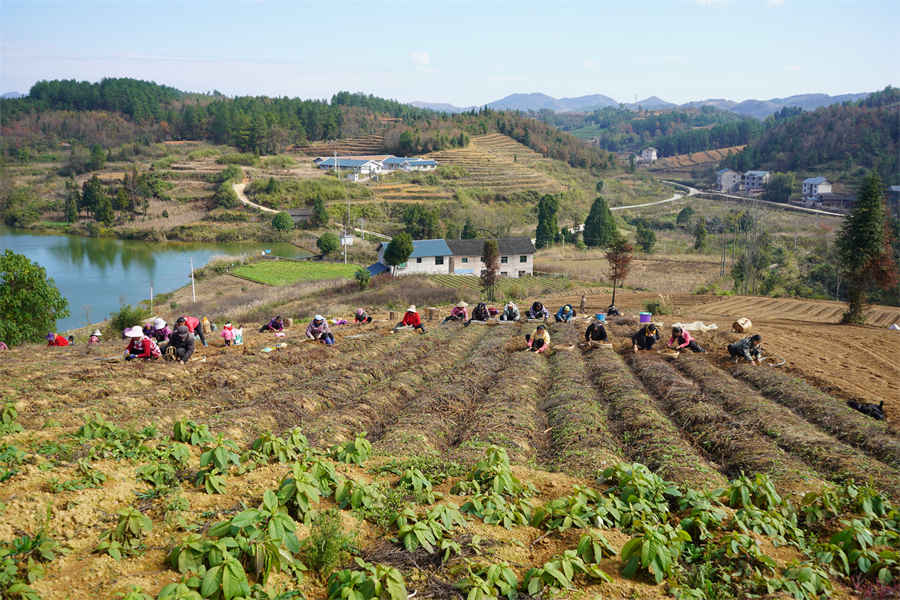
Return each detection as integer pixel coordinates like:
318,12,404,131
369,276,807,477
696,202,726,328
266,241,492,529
91,329,102,337
407,305,416,313
314,314,324,322
356,308,365,315
153,318,166,329
224,322,233,329
124,326,144,338
456,301,468,308
46,332,55,341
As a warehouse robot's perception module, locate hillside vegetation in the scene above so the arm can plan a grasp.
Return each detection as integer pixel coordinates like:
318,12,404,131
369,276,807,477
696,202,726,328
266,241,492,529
721,87,900,185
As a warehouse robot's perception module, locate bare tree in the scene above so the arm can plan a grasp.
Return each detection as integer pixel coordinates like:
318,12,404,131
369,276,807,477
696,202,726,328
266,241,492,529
605,236,633,307
480,240,500,302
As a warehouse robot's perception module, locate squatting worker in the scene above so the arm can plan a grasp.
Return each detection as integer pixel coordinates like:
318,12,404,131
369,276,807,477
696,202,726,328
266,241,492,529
631,323,660,352
525,324,550,353
728,334,762,365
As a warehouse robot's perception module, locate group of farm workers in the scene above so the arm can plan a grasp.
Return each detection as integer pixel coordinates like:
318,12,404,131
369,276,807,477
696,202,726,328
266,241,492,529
121,315,216,362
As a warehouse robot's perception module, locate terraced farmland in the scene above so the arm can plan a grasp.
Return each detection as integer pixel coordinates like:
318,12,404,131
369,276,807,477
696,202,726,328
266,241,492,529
426,135,564,193
2,293,898,599
648,145,746,170
294,134,386,157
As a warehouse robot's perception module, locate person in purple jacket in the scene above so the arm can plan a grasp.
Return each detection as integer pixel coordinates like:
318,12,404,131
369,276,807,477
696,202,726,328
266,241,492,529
306,315,335,345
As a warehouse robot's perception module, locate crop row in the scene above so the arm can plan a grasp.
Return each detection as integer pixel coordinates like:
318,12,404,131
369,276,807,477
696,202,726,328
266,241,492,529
300,325,488,446
374,327,508,457
673,357,900,497
730,364,900,468
542,326,624,476
626,353,821,489
584,349,727,489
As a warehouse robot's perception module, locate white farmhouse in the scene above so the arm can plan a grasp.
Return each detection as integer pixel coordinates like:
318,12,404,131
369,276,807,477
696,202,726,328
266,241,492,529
743,170,771,193
370,237,536,278
640,147,658,163
382,157,438,172
716,168,741,192
316,157,383,181
802,176,832,203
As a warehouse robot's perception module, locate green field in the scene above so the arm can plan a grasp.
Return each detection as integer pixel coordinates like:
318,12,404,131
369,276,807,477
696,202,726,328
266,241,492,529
232,260,360,285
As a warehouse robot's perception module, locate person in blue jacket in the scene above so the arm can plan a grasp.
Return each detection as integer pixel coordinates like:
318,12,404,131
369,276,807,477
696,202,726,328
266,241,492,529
554,304,576,323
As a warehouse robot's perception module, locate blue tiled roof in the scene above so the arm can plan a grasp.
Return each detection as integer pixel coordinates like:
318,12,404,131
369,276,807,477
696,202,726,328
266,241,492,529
803,176,828,184
383,157,437,167
318,158,375,168
367,262,390,276
409,239,452,258
382,156,408,165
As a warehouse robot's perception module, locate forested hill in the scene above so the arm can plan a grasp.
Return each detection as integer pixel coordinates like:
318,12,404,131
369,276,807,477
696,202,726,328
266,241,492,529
721,86,900,184
0,78,612,170
538,106,764,157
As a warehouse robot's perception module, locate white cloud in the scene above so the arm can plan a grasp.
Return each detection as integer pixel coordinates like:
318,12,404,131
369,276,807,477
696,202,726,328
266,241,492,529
767,0,785,6
410,51,434,73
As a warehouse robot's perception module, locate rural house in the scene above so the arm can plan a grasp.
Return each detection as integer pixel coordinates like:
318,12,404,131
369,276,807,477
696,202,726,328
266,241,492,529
640,147,658,163
382,157,438,171
743,170,771,192
802,176,832,203
716,168,741,192
375,239,453,275
316,157,383,181
371,237,536,278
445,238,536,278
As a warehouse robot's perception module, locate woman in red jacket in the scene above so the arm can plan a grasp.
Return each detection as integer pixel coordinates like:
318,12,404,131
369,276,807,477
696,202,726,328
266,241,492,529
124,326,161,360
393,305,426,333
46,332,69,346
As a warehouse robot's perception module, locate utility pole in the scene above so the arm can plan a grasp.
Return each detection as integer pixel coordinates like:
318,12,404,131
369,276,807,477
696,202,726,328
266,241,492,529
149,283,154,315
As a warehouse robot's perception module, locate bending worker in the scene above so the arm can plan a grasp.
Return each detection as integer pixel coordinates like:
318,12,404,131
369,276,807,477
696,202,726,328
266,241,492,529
394,305,426,334
631,323,660,352
584,314,608,345
525,325,550,353
499,301,520,322
667,326,706,353
555,303,576,323
306,315,335,345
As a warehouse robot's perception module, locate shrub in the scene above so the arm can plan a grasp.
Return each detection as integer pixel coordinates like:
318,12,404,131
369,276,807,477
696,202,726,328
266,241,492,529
272,212,294,232
213,182,239,209
645,294,673,315
354,267,371,290
317,233,340,256
216,153,259,166
218,165,243,183
108,304,150,337
0,250,70,346
302,509,356,578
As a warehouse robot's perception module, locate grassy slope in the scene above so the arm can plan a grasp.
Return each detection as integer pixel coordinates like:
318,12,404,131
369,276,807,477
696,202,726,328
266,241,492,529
232,261,361,286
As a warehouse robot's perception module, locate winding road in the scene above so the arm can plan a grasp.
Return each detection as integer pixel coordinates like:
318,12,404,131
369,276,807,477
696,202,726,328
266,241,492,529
610,181,699,211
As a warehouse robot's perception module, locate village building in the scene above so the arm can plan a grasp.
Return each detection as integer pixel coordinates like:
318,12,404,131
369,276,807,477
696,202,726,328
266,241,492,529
818,192,855,212
716,168,741,193
743,170,771,193
802,176,832,203
316,157,383,181
640,147,658,163
371,237,536,278
382,157,438,171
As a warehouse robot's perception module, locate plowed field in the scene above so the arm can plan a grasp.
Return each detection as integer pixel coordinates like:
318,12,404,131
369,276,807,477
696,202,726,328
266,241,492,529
1,291,897,599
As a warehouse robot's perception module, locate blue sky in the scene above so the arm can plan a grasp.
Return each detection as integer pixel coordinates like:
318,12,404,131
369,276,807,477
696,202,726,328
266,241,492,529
1,0,897,105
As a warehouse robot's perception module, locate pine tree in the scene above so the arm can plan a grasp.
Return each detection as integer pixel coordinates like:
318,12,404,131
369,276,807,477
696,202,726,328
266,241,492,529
693,220,708,251
64,179,79,223
535,194,559,249
461,218,477,239
837,173,897,323
583,196,617,248
384,233,413,276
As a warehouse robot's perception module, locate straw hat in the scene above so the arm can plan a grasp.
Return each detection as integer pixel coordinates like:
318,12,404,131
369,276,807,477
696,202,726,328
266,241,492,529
314,314,324,322
153,318,166,329
92,329,102,337
456,301,468,308
407,305,416,313
124,326,144,338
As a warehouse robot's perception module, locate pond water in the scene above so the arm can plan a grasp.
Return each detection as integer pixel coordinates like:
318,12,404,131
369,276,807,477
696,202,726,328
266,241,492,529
1,226,310,331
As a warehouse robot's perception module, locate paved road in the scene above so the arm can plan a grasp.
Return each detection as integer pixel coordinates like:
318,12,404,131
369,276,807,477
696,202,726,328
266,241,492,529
697,190,844,217
610,181,699,211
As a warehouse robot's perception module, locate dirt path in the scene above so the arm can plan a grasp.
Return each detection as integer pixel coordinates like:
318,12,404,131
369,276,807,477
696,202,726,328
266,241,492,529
233,182,277,214
610,181,698,211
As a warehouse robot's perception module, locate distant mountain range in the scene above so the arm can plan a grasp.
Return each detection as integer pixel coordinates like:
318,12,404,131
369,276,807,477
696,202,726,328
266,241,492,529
410,91,873,119
1,91,25,99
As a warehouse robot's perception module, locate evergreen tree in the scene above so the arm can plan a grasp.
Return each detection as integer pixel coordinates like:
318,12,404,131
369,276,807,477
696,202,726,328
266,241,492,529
583,196,617,248
693,220,708,251
94,193,114,225
316,232,339,255
64,180,79,223
383,233,413,276
310,197,328,228
88,144,106,171
535,194,559,249
635,224,656,253
272,211,294,232
676,206,694,226
81,175,104,217
461,218,477,239
837,173,897,323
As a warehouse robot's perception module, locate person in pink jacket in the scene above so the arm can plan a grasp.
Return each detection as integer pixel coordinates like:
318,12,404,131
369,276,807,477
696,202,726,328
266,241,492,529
443,301,469,323
667,326,706,353
221,322,236,346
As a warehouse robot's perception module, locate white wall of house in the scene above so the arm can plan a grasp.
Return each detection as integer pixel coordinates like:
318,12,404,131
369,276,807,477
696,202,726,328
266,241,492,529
376,247,450,275
448,253,533,278
802,180,832,197
717,170,741,192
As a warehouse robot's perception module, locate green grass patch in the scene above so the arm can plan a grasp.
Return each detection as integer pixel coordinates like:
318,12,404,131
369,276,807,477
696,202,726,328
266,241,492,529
232,260,361,286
